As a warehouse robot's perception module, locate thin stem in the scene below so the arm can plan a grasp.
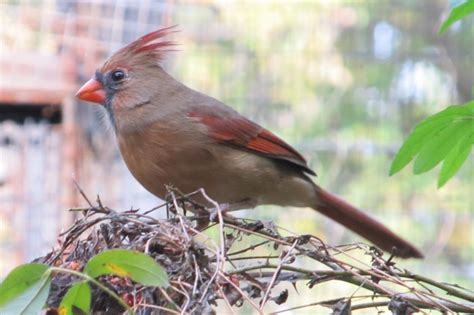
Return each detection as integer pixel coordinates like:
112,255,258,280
260,240,298,310
226,255,282,261
402,272,474,302
227,240,271,256
48,267,134,314
134,303,180,314
351,301,389,310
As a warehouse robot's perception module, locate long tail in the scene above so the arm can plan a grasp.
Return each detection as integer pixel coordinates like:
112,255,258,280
314,189,423,258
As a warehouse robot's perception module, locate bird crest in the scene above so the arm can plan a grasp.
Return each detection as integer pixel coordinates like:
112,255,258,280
104,25,178,68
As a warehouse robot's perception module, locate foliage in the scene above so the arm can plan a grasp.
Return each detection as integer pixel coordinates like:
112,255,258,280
0,1,472,311
391,2,474,187
59,282,91,315
83,249,169,287
390,101,474,187
0,264,51,315
0,250,168,315
8,190,474,314
3,189,473,314
439,0,474,34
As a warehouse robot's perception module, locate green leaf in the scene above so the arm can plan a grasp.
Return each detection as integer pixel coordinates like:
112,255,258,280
439,0,474,34
0,263,49,306
390,125,446,175
59,281,91,315
389,106,471,175
465,99,474,111
438,132,474,187
84,249,168,287
413,120,471,174
0,273,51,315
390,100,474,187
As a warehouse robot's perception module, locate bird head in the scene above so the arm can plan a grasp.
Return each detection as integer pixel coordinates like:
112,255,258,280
75,26,177,129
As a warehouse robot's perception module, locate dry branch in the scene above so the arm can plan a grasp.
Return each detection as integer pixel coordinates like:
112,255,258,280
36,189,474,314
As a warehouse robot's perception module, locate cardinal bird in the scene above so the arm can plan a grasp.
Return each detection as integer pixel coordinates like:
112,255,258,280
76,26,422,258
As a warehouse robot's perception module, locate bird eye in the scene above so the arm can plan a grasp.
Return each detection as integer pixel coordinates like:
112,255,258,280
110,69,126,82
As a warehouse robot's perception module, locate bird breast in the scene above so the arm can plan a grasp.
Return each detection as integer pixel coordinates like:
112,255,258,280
116,115,316,208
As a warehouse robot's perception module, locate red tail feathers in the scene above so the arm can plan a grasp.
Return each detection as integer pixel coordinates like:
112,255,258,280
314,189,423,258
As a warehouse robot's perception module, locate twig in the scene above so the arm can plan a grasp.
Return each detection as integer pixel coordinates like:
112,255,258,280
260,240,299,309
134,303,180,314
72,177,93,208
217,286,235,314
37,188,474,314
404,272,474,302
158,287,182,313
218,270,263,314
48,267,133,314
272,299,389,314
227,240,272,256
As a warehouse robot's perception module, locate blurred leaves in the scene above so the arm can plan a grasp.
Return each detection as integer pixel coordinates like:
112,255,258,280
439,0,474,34
390,101,474,187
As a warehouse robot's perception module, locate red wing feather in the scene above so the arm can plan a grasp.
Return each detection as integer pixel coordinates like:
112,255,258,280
189,112,316,175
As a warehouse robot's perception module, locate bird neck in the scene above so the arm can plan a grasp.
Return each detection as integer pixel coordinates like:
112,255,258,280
112,68,196,134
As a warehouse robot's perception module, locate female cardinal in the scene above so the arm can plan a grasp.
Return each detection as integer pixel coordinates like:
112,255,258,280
76,26,422,258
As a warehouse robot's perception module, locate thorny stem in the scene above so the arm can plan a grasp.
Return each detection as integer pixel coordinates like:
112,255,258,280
231,263,393,297
229,228,470,311
227,240,271,256
72,177,93,208
271,299,390,314
218,270,263,314
133,303,180,314
50,187,474,314
404,273,474,303
224,221,474,307
260,240,299,310
330,249,455,313
228,265,474,312
227,254,284,261
230,264,351,276
234,264,468,302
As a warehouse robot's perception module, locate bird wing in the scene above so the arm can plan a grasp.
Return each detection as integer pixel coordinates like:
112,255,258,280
188,110,316,175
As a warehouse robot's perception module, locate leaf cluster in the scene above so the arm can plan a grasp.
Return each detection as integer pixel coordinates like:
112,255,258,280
0,249,168,315
390,101,474,187
439,0,474,34
391,1,474,187
2,190,474,314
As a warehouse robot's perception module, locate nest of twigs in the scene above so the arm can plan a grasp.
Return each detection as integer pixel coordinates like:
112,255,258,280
36,188,474,314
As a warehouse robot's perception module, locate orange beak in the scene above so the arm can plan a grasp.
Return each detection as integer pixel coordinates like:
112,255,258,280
75,78,107,104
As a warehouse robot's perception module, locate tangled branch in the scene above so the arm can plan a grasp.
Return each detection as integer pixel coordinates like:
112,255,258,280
37,189,474,314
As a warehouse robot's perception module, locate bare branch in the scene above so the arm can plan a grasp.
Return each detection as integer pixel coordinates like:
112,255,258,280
36,187,474,314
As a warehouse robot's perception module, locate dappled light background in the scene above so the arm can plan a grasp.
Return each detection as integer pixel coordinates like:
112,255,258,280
0,0,473,313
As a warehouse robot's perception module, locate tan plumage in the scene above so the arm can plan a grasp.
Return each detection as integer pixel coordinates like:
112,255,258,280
76,27,423,258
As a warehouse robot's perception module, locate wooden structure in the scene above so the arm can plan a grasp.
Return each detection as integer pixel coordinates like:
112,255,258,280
0,0,170,277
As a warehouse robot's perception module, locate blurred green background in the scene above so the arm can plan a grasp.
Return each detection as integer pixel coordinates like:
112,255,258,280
0,0,472,313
